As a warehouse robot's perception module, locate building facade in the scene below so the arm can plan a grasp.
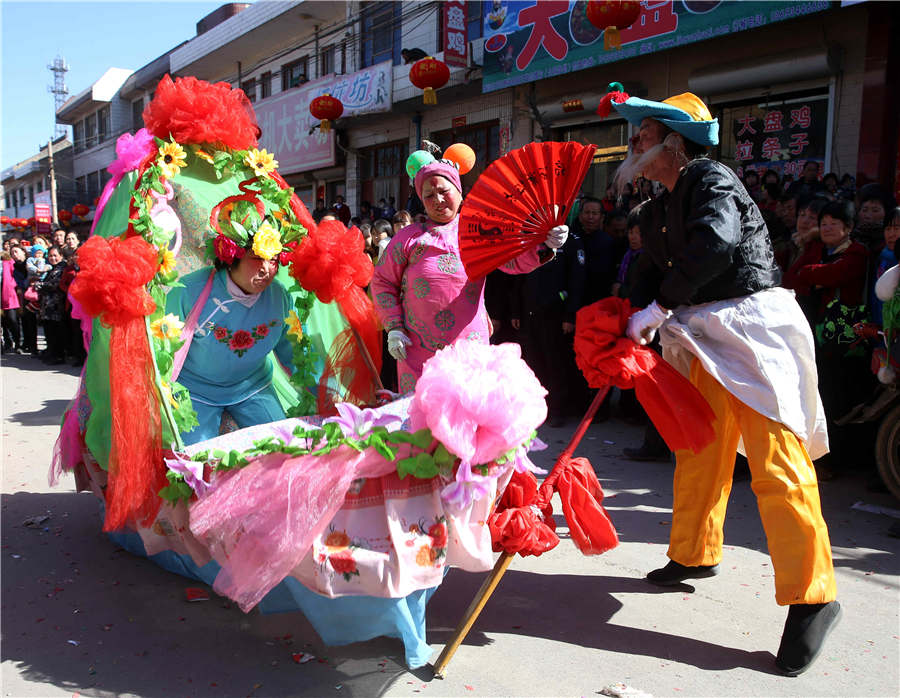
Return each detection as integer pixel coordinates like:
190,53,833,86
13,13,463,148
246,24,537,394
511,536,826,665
37,0,900,227
1,137,74,229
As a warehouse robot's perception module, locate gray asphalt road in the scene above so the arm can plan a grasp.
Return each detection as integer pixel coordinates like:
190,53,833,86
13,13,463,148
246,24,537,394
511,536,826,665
2,352,898,697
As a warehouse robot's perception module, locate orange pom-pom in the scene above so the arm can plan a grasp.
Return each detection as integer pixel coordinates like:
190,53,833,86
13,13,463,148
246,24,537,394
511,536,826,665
70,236,158,327
443,143,476,175
143,75,260,150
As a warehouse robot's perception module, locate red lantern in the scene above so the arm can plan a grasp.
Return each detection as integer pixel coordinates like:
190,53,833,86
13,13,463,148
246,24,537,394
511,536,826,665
73,203,90,217
58,209,73,224
409,57,450,105
586,1,641,50
27,217,36,228
309,93,344,132
0,216,9,225
14,218,27,228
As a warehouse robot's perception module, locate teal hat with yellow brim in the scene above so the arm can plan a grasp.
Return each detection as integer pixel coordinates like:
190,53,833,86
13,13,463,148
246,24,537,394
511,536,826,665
612,92,719,147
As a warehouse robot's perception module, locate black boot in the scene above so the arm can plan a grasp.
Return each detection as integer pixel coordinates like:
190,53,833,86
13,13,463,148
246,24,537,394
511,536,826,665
646,560,719,586
775,601,842,676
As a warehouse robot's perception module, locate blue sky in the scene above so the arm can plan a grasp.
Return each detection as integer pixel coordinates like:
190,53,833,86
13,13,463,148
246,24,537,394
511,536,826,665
1,0,230,170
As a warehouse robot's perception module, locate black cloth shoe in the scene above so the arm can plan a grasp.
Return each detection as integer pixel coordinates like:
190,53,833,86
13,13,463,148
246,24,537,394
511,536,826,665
623,445,671,462
646,560,719,586
776,601,842,676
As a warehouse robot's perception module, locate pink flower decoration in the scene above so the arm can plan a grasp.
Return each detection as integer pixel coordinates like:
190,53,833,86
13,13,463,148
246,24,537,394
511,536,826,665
108,128,156,177
213,234,246,265
408,342,547,466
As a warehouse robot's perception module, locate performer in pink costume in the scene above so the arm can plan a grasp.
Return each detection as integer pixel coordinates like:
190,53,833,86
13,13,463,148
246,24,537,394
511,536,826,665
371,155,568,392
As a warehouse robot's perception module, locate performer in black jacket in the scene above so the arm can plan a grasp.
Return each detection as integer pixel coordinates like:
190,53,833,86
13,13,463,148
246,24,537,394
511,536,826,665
606,89,840,676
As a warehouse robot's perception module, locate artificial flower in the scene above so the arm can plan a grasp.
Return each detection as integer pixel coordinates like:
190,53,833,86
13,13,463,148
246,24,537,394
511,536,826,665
158,141,187,179
251,221,283,260
441,459,495,511
285,310,304,339
164,449,210,498
150,313,184,341
323,402,402,440
158,246,176,276
193,147,215,165
244,148,278,177
213,234,245,264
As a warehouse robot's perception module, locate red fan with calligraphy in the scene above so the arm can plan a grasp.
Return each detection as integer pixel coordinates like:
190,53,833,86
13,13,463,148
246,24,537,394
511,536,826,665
458,141,596,279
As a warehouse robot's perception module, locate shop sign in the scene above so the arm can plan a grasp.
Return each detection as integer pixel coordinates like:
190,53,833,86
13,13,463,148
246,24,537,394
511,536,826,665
731,98,827,179
444,0,469,67
481,1,830,93
255,62,393,174
34,195,51,235
452,115,468,129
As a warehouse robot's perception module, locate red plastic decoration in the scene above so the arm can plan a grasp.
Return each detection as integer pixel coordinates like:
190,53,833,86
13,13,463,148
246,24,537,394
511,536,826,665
72,203,90,217
143,74,260,150
573,296,717,454
69,235,166,532
409,57,450,105
309,93,344,132
458,141,596,279
586,1,641,49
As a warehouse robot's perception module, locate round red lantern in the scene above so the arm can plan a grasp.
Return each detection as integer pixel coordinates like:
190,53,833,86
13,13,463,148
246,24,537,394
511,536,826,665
0,216,9,225
409,57,450,105
309,94,344,132
14,218,27,228
73,203,90,217
58,209,73,224
27,217,36,228
586,1,641,50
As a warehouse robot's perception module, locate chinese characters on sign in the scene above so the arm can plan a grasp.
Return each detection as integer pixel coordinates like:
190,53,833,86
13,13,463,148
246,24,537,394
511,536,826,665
481,1,830,93
731,99,827,179
34,194,51,235
444,0,468,67
255,62,393,174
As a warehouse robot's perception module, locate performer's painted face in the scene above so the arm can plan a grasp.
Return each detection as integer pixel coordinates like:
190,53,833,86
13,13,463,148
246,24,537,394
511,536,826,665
230,253,278,294
421,176,462,224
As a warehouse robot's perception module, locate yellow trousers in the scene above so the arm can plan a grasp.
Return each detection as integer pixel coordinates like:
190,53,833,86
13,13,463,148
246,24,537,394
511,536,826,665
668,360,837,606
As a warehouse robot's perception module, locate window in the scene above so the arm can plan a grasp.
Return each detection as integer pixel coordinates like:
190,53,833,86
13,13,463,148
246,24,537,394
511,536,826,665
281,58,308,91
28,186,34,204
433,121,500,187
36,179,43,194
241,78,256,102
361,2,401,68
97,106,110,143
320,45,335,77
132,98,144,131
73,121,84,153
260,71,272,99
467,2,483,41
358,140,409,217
84,113,97,149
76,176,86,199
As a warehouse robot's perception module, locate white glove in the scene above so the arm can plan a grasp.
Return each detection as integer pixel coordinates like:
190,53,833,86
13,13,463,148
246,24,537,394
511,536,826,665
544,224,569,250
387,329,412,361
626,301,671,345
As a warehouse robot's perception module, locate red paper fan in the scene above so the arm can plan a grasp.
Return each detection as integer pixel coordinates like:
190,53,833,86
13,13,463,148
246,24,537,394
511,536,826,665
459,141,596,279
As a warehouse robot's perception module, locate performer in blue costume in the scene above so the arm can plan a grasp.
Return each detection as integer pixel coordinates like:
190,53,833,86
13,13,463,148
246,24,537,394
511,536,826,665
168,253,294,445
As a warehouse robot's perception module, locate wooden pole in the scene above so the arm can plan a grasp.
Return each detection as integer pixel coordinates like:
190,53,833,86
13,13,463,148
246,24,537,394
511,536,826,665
431,551,514,678
431,385,611,678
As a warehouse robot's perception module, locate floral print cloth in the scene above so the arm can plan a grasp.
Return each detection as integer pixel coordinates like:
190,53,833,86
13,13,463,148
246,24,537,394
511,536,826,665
370,217,542,392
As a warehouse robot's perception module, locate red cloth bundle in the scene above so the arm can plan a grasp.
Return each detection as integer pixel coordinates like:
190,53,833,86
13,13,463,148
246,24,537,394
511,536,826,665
573,296,716,454
70,235,167,531
489,470,558,557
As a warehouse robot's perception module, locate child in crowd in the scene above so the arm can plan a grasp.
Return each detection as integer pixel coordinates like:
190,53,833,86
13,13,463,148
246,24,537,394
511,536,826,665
26,245,50,282
871,206,900,325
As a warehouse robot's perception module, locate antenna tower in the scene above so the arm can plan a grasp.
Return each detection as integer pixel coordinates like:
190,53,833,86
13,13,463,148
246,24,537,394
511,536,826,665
47,55,69,138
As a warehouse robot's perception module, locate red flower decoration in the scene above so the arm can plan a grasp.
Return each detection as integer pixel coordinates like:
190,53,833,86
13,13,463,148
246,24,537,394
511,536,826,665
329,549,357,575
255,323,269,338
428,522,448,548
213,326,228,340
229,330,255,352
213,234,245,265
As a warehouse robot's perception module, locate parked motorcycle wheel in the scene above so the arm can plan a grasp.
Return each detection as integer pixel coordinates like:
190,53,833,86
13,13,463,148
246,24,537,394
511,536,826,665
875,404,900,501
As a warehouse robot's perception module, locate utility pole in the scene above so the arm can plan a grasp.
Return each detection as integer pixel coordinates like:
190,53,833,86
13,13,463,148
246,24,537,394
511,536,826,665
48,137,58,226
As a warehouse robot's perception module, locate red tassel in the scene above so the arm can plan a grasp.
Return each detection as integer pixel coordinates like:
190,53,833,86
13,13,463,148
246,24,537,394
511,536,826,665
596,90,631,118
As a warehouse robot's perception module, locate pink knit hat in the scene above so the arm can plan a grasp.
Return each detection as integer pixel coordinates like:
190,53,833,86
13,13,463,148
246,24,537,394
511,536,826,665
414,160,462,200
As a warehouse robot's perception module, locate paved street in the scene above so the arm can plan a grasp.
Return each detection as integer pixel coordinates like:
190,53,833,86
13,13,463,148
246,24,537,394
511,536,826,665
2,352,898,698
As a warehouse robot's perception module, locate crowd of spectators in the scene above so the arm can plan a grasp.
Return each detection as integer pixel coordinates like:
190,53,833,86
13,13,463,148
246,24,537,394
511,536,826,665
1,228,86,366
